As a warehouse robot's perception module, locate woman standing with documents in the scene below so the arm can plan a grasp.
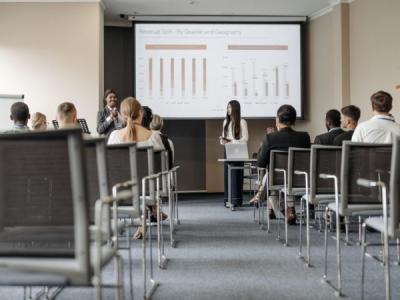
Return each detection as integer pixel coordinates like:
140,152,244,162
220,100,248,210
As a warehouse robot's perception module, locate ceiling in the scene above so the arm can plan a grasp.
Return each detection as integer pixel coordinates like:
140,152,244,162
103,0,333,22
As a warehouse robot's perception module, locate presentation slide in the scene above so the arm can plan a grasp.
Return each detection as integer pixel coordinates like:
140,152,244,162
135,23,302,118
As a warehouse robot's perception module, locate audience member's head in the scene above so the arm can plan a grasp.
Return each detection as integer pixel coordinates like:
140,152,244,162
120,97,142,141
10,102,30,125
325,109,341,131
31,112,47,130
370,90,392,114
57,102,77,128
340,105,360,130
141,106,153,129
103,89,118,108
150,114,164,131
276,105,297,129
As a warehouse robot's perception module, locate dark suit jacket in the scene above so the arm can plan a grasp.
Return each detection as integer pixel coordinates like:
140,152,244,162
314,128,344,145
333,130,354,146
256,127,311,168
97,107,116,136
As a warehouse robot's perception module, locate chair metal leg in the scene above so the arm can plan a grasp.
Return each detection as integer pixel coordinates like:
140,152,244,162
361,223,366,300
383,223,391,300
335,207,343,297
322,206,329,282
126,227,134,300
298,197,303,257
306,198,311,267
277,193,281,241
396,238,400,266
344,216,350,246
284,191,288,247
114,254,123,300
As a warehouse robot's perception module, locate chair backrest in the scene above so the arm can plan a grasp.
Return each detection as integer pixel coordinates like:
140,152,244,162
0,129,90,284
287,148,311,193
341,142,392,212
84,138,109,224
154,150,168,194
389,136,400,236
137,146,155,198
269,150,288,187
310,145,342,201
107,143,138,208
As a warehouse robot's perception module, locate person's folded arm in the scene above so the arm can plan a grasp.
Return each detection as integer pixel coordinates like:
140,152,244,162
256,135,270,168
97,111,113,135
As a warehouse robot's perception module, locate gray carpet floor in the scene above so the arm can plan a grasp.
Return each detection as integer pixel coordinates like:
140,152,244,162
1,197,400,299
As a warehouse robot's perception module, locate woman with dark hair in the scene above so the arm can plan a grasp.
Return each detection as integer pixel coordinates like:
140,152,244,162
141,106,153,129
220,100,248,210
250,104,311,224
96,89,124,136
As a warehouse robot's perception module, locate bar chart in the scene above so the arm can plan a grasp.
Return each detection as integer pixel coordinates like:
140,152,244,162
135,23,302,118
228,62,290,101
137,44,208,99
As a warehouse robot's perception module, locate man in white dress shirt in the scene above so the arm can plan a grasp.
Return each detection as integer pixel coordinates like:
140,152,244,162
352,91,400,143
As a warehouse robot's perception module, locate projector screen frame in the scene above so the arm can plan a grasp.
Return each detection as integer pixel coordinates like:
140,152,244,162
132,21,306,120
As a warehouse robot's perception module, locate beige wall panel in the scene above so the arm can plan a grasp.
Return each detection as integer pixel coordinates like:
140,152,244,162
0,3,104,133
349,0,400,122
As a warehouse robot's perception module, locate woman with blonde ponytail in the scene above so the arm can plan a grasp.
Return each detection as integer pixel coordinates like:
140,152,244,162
108,97,166,239
108,97,164,149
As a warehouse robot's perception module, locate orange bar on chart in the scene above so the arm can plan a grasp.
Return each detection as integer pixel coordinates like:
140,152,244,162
227,45,288,51
170,58,174,95
160,58,164,96
146,44,207,50
148,58,153,95
181,58,185,96
192,58,196,96
202,58,207,96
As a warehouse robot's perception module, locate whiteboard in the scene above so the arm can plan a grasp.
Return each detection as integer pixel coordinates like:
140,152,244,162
0,95,25,130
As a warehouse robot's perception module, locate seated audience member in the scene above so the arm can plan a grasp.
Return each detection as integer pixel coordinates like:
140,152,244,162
108,97,166,239
6,102,30,132
352,90,400,143
150,114,175,169
314,109,344,145
253,105,311,224
31,112,47,130
333,105,361,145
57,102,90,138
97,89,123,136
141,106,153,129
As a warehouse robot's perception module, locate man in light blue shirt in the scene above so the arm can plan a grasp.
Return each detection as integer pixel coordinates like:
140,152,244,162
352,91,400,143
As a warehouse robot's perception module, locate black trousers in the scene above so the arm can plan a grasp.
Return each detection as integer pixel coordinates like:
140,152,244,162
223,150,244,206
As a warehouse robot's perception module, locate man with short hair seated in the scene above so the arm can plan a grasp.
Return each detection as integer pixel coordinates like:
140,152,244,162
5,102,30,133
352,90,400,143
57,102,90,138
314,109,344,145
333,105,361,145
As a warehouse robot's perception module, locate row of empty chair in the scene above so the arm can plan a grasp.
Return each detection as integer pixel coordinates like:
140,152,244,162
253,139,400,299
0,128,180,300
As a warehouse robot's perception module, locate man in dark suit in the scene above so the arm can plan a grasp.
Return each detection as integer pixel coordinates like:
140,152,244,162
314,109,344,145
255,105,311,224
333,105,361,145
97,89,123,136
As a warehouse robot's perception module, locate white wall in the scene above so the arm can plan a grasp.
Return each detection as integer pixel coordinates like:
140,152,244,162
0,2,104,133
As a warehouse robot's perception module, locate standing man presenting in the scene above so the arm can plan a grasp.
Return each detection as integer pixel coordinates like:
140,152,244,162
97,89,124,136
